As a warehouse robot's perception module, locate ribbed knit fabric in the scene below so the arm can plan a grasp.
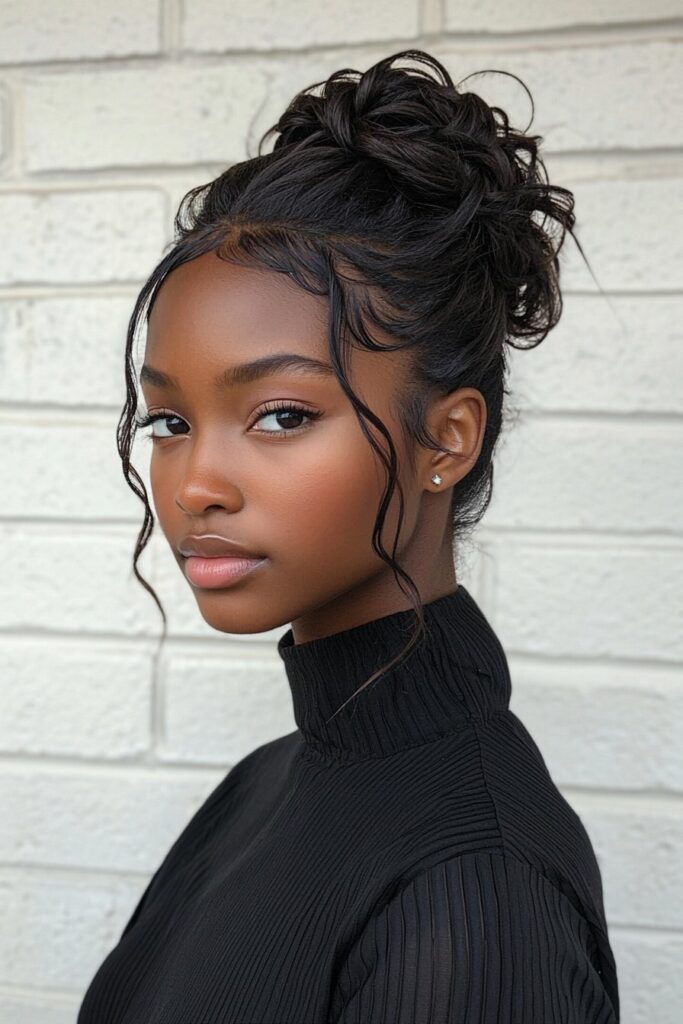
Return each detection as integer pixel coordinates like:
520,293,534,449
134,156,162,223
77,584,620,1023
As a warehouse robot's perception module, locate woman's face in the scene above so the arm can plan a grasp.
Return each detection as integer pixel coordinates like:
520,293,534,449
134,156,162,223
140,250,476,642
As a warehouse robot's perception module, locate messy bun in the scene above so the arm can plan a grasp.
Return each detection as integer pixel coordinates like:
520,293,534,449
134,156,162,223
266,49,574,347
118,48,579,712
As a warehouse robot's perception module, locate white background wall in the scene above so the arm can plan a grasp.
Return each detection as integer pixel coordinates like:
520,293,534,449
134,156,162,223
0,2,681,1021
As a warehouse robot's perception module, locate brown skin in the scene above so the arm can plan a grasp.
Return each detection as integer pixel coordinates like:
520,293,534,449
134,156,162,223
140,250,486,644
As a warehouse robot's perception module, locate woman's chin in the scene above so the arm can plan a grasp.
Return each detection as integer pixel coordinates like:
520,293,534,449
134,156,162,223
189,589,282,637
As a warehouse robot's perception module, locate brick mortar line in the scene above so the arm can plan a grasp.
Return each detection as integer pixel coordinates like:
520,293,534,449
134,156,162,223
0,861,153,883
1,153,683,188
160,0,183,56
0,753,681,806
0,283,680,297
0,982,82,1003
3,155,683,186
0,20,680,74
0,283,680,300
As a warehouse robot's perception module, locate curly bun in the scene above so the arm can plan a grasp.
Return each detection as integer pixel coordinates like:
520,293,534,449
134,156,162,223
264,48,575,348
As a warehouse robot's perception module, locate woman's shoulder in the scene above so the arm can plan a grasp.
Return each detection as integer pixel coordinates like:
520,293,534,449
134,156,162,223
330,846,620,1023
358,706,611,943
474,708,608,918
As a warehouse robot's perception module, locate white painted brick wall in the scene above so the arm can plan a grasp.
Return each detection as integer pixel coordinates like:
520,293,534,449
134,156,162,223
0,295,134,406
0,640,152,758
1,3,680,1021
0,867,150,991
182,0,421,51
160,653,297,764
0,190,167,284
0,2,161,63
1,762,221,872
443,0,683,31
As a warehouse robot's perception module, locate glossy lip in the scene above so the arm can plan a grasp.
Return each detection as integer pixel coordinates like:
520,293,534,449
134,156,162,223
183,554,268,590
178,534,266,559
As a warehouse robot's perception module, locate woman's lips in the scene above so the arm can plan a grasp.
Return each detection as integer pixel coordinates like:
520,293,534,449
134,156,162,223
183,555,267,589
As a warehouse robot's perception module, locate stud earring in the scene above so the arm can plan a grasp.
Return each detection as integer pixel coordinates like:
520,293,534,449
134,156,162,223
431,474,442,486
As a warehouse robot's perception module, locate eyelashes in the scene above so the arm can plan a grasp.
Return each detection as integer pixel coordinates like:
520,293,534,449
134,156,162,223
254,401,322,435
134,401,322,440
134,410,186,438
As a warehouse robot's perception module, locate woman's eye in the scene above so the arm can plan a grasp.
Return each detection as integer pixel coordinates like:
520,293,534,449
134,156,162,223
134,403,320,440
135,411,188,438
253,403,320,435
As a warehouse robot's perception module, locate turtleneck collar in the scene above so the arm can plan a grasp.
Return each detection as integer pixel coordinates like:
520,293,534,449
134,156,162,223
277,584,512,761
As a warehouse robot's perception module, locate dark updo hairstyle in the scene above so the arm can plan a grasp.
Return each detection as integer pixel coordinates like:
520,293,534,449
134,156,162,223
119,48,579,721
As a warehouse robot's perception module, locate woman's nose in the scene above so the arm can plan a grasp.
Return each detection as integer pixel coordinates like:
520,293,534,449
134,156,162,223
174,473,245,516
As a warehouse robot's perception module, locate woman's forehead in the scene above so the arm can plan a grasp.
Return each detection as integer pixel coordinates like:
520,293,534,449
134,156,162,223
148,251,328,350
145,250,411,398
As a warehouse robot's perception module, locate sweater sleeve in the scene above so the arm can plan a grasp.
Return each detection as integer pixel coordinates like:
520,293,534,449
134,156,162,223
328,851,618,1024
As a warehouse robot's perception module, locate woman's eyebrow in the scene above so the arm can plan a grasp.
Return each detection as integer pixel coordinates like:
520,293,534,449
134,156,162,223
139,353,336,391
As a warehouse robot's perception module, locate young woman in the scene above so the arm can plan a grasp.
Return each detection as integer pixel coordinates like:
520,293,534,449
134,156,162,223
77,49,619,1024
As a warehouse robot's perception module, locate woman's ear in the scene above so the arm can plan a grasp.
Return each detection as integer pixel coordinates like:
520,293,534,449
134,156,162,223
423,388,487,491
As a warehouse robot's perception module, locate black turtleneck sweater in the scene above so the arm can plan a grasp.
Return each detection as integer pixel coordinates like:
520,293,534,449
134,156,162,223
77,584,620,1023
